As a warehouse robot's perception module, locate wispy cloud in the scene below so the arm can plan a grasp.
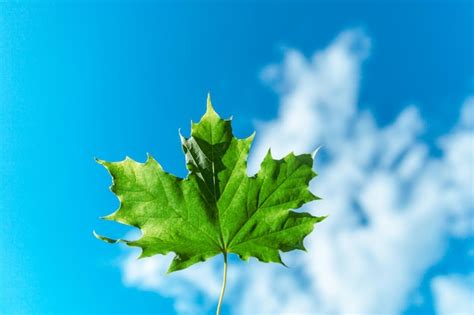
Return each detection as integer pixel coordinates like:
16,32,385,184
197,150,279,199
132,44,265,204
119,29,474,314
431,274,474,315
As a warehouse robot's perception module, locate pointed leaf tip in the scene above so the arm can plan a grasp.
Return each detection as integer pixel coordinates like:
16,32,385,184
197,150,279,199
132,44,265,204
100,213,115,221
311,146,322,159
178,128,186,141
247,131,256,141
265,148,273,159
94,230,131,244
146,152,154,162
93,230,117,243
205,92,218,117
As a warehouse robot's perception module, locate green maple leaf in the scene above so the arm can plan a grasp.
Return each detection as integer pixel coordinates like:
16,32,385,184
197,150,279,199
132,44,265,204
94,94,325,313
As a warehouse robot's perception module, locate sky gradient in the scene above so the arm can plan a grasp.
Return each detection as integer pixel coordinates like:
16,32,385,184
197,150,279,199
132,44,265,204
0,1,473,315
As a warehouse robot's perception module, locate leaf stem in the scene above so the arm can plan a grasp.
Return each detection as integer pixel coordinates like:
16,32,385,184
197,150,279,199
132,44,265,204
216,252,228,315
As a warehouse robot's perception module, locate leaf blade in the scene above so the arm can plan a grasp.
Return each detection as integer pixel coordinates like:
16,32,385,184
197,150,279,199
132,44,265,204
95,94,325,272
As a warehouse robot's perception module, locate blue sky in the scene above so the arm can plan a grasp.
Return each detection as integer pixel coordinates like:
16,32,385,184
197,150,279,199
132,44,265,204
0,2,473,315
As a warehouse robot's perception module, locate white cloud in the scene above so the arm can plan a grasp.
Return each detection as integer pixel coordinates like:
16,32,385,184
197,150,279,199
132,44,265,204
432,274,474,315
119,29,474,314
121,246,222,314
251,29,370,168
